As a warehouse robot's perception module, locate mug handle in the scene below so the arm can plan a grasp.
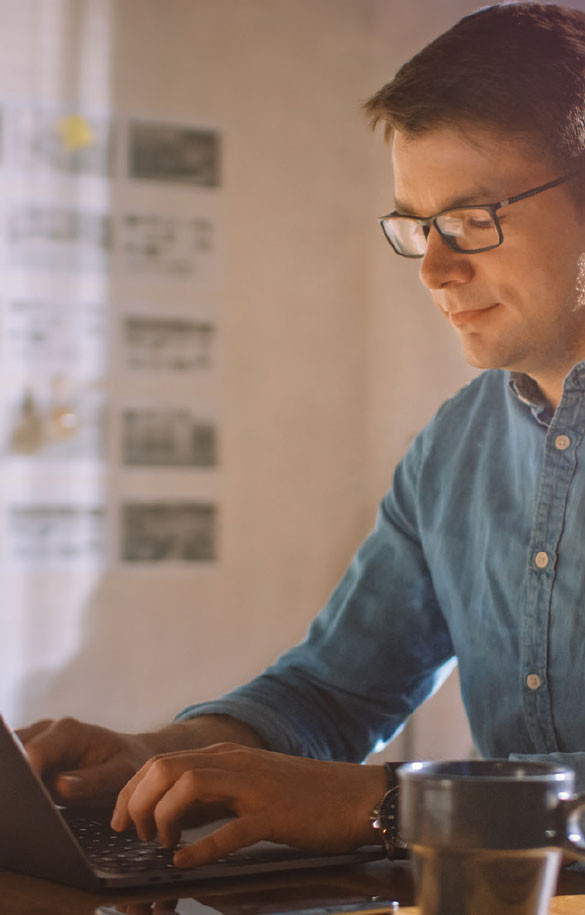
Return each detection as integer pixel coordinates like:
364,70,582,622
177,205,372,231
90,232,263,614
559,795,585,857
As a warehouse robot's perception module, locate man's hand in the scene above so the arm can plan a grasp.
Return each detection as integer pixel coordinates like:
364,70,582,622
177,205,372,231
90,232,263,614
17,718,166,806
111,744,387,867
17,715,266,806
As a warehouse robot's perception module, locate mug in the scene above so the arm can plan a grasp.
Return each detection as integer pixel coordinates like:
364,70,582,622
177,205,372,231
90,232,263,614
398,759,585,915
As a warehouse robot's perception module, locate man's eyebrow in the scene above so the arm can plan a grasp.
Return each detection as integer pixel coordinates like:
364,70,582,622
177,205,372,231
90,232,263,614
393,186,498,216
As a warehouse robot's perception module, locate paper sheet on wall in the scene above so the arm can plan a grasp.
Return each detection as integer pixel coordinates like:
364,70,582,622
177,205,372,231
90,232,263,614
0,102,221,568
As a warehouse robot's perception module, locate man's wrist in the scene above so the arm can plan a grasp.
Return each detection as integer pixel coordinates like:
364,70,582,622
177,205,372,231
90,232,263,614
139,715,267,756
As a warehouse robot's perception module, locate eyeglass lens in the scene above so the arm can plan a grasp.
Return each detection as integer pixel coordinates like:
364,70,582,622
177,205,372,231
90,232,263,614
383,208,500,256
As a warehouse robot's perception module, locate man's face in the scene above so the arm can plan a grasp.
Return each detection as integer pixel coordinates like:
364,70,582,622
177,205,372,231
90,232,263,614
392,125,585,393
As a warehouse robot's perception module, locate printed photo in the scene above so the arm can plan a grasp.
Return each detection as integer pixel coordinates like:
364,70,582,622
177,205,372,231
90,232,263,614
128,120,220,187
7,387,107,462
121,501,217,562
122,408,217,467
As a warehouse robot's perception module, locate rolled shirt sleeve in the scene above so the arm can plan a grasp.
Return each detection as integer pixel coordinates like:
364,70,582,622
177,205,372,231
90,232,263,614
177,428,455,761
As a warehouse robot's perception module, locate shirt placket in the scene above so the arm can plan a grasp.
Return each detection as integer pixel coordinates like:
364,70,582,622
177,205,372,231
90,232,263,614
521,388,585,752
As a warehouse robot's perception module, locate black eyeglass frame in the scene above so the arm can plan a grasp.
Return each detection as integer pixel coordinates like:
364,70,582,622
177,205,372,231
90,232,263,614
379,171,582,258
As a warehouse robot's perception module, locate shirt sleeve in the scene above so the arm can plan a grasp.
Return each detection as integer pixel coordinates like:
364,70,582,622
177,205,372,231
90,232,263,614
177,432,456,762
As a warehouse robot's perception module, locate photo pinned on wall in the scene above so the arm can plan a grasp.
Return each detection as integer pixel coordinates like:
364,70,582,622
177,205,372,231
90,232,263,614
7,105,115,177
123,315,215,372
121,407,217,468
7,204,111,271
6,503,106,564
121,500,217,563
5,297,108,373
128,120,220,187
7,381,107,462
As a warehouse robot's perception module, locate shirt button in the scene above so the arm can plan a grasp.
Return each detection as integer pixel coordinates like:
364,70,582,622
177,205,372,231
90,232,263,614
526,674,542,690
534,551,550,569
555,434,571,451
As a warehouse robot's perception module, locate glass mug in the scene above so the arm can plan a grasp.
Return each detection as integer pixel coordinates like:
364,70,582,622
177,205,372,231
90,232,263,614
398,760,585,915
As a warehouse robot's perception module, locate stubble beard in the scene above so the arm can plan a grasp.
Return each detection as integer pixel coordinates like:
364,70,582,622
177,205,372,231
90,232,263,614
572,252,585,312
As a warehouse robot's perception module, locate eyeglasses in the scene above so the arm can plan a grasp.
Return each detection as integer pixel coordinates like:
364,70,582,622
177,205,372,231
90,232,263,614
379,171,581,258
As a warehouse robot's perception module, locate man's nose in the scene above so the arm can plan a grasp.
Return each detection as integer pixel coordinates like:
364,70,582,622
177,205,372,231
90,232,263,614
419,226,474,290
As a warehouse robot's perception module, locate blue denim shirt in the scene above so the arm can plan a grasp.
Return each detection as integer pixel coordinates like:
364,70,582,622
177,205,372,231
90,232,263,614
179,365,585,790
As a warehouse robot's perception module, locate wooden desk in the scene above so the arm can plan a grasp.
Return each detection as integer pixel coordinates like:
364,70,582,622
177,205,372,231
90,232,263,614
0,860,413,915
1,860,585,915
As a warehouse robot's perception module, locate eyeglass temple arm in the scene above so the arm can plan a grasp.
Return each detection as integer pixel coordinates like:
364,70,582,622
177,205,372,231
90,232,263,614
502,171,581,208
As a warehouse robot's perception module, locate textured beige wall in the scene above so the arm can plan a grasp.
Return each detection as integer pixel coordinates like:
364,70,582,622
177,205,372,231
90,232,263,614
4,0,497,759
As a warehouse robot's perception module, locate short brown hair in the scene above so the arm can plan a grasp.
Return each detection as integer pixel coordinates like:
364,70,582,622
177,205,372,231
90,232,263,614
365,3,585,169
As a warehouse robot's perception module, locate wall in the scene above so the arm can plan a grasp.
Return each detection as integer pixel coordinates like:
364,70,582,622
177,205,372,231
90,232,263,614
3,0,490,760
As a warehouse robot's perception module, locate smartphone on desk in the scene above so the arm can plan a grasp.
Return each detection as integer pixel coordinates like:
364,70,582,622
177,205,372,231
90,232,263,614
96,898,404,915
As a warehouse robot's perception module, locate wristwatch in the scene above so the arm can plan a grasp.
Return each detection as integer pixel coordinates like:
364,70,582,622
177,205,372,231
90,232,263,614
369,762,409,859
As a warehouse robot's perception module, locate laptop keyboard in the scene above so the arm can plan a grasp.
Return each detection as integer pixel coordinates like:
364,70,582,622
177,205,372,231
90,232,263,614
61,809,319,876
61,809,380,878
62,809,186,874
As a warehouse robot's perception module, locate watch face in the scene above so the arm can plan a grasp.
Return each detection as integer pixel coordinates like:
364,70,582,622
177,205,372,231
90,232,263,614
380,786,408,850
380,785,399,818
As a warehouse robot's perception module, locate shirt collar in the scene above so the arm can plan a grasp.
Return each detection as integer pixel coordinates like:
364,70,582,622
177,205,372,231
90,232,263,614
508,372,546,409
509,362,585,404
508,362,585,426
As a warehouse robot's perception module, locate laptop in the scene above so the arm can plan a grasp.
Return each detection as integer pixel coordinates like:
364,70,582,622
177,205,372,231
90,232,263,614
0,716,386,891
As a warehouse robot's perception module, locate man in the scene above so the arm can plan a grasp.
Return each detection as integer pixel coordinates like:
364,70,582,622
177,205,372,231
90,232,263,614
19,1,585,867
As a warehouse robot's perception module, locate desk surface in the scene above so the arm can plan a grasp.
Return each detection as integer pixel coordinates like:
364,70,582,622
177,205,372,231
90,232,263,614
0,860,413,915
2,860,585,915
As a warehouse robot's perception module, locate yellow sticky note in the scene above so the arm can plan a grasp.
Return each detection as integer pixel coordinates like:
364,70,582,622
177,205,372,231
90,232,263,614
57,115,94,151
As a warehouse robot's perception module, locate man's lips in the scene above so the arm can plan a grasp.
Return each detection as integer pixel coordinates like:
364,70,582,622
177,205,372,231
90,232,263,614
445,304,500,327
